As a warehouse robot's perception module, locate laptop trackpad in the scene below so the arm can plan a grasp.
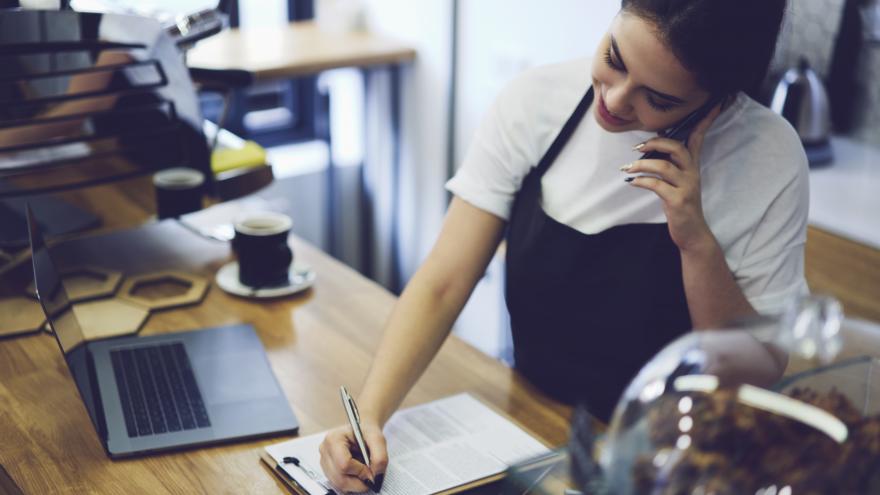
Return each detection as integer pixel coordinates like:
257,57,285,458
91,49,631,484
193,350,280,405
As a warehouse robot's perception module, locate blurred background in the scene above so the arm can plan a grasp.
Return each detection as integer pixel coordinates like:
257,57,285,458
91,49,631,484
3,0,879,364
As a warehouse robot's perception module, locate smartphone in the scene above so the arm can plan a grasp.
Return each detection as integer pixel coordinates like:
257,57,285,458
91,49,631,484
639,95,724,161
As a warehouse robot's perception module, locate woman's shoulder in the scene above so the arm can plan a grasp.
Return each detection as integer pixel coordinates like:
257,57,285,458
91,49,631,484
494,57,593,120
448,58,595,221
709,93,808,181
489,57,594,154
702,95,810,261
731,94,805,159
505,57,593,94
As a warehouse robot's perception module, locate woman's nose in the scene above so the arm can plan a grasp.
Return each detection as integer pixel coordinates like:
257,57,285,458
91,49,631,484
604,85,632,116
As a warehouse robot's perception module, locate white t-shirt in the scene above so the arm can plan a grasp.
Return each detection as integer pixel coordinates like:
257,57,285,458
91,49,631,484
446,58,810,315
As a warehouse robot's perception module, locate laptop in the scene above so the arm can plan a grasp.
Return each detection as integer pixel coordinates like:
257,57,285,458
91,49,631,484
27,207,299,458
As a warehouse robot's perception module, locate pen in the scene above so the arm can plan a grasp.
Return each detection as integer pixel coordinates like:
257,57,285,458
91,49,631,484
339,385,378,492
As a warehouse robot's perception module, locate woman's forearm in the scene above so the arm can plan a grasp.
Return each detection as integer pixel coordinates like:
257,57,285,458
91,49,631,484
357,262,478,425
680,233,757,330
357,198,506,426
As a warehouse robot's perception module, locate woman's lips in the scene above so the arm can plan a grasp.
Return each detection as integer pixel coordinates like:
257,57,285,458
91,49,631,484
597,94,633,126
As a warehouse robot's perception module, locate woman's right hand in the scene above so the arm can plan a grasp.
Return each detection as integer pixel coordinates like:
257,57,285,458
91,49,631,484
318,420,388,493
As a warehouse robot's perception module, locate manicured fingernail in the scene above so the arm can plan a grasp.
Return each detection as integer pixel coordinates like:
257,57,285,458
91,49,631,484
624,177,635,183
365,479,377,492
633,142,646,151
620,162,634,172
375,473,385,491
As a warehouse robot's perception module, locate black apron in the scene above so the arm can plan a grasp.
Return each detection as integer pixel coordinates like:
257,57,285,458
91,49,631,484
505,86,692,422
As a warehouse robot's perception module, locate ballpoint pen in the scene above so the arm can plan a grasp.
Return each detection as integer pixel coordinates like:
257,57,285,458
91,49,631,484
339,385,379,492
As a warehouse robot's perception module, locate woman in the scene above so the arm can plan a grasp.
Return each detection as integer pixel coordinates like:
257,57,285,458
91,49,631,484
321,0,807,491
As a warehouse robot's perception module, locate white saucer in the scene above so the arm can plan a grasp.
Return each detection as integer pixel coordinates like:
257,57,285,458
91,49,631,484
216,261,316,299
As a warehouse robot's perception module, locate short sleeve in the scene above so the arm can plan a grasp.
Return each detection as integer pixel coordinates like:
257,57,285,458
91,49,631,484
446,56,595,220
734,141,811,315
445,77,540,220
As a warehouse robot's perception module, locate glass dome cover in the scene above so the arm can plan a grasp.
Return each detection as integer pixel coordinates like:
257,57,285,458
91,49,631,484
575,295,880,495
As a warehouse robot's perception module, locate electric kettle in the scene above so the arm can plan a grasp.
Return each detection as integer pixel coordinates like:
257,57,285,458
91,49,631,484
770,58,834,166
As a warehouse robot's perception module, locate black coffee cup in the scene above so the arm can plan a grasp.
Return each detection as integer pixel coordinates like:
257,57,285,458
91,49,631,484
153,167,206,219
231,212,294,288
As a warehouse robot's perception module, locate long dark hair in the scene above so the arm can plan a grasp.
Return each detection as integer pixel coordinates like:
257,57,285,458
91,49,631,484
621,0,787,97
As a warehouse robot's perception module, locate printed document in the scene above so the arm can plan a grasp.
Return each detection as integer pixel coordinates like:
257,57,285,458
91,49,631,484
264,393,551,495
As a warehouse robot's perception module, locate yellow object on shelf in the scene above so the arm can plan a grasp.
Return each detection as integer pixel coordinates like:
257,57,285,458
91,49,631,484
211,140,268,174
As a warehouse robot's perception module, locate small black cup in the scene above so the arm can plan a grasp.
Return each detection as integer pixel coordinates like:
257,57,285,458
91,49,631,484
232,212,294,288
153,167,206,219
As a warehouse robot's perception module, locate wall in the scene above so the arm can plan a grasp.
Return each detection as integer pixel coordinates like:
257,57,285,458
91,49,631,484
454,1,618,165
771,0,880,147
852,44,880,146
362,0,455,285
851,1,880,146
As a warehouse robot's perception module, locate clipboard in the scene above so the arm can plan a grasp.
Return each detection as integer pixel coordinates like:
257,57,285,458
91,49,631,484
260,451,322,495
259,450,508,495
259,394,555,495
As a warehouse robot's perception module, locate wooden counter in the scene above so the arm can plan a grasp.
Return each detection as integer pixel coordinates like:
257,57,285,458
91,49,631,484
0,179,571,494
806,225,880,323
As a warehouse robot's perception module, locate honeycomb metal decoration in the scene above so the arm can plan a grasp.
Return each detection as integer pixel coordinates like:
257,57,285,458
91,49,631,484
117,271,209,311
26,265,123,303
0,297,46,337
70,299,150,340
27,268,212,341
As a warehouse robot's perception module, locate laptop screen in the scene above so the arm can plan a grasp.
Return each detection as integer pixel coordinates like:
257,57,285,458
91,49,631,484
27,206,105,437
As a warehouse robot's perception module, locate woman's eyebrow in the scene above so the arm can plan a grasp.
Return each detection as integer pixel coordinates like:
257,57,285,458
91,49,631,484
610,35,687,105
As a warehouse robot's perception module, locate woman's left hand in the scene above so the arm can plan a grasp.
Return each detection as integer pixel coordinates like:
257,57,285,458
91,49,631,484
622,105,723,253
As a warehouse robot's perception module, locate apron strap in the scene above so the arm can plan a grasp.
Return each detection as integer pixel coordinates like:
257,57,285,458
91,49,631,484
534,86,594,177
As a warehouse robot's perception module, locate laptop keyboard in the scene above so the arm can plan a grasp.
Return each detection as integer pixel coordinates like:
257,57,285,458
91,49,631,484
110,343,211,438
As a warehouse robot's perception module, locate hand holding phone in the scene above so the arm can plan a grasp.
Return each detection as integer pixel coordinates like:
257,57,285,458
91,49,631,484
639,95,724,161
623,97,725,253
